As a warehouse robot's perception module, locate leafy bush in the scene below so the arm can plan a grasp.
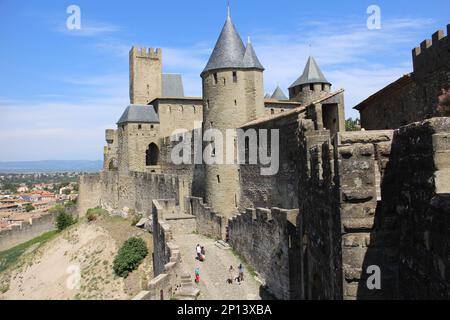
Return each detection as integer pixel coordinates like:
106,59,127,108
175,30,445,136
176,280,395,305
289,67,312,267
85,207,107,222
25,204,35,212
113,237,148,277
56,212,74,231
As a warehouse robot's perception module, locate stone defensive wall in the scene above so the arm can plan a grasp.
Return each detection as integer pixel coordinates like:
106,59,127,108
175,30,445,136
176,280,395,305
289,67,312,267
297,116,395,299
239,108,306,211
376,117,450,299
0,212,56,251
228,207,300,300
298,116,450,300
133,199,198,300
185,196,226,240
78,170,182,217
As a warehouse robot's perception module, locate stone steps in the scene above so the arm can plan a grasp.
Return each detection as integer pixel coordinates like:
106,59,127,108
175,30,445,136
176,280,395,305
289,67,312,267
215,240,231,250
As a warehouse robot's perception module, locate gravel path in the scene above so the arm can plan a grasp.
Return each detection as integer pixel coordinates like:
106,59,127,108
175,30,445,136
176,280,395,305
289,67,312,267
174,233,262,300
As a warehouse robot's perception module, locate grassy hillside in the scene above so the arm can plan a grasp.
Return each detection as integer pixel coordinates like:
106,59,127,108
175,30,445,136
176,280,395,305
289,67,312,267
0,212,153,299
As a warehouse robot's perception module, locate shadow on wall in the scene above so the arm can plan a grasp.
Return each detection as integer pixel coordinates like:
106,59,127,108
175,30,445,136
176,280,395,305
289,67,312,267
357,118,450,299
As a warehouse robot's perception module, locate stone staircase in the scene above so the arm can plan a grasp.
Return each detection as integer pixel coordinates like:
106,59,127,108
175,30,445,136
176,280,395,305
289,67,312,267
215,239,231,250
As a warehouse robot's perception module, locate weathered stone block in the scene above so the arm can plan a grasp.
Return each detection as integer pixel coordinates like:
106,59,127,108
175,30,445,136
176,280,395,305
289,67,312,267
342,218,375,232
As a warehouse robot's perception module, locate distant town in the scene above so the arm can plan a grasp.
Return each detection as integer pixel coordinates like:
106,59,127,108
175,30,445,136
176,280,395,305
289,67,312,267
0,172,81,232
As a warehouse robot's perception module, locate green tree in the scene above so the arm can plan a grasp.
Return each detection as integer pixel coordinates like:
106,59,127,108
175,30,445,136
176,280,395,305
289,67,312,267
345,117,361,131
25,204,35,212
55,212,74,231
113,237,148,277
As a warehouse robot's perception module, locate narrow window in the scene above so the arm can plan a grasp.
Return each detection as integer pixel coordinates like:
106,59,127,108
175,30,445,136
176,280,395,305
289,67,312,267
233,71,237,83
271,109,274,115
150,125,154,130
213,73,218,84
234,100,237,106
217,175,220,183
310,84,314,91
223,78,226,85
138,124,142,130
321,84,325,91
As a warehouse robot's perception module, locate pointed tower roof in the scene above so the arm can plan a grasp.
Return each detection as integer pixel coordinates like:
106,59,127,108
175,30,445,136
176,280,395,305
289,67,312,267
289,56,330,88
202,14,246,75
271,86,288,100
242,37,264,70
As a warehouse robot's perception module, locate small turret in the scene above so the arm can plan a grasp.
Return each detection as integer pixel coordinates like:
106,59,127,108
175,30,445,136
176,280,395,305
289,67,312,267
289,56,331,104
271,86,288,100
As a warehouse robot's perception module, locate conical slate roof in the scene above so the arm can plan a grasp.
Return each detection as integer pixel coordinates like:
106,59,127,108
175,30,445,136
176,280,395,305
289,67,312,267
202,15,246,74
202,14,264,75
242,40,264,70
271,86,288,100
289,56,330,88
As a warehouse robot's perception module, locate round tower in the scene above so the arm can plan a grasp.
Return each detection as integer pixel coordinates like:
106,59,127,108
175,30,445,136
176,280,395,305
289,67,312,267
201,11,264,218
288,56,331,105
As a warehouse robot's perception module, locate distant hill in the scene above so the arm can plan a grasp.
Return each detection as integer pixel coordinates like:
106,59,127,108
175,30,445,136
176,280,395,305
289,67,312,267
0,160,102,173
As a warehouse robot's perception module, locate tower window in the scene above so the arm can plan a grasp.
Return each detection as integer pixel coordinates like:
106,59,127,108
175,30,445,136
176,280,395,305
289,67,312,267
223,78,226,85
233,71,237,83
217,175,220,183
145,143,159,166
213,73,218,84
138,124,142,130
150,125,154,130
310,84,314,91
234,100,237,106
271,109,274,115
322,84,325,91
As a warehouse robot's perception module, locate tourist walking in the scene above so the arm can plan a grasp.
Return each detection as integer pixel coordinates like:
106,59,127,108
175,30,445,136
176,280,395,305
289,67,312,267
196,244,201,260
228,265,234,284
195,267,200,283
238,264,244,283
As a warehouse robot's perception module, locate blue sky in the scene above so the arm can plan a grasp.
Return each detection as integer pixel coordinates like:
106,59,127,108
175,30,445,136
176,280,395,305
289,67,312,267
0,0,449,161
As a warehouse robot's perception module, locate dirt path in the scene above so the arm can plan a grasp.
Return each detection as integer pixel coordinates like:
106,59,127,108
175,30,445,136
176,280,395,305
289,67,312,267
174,233,262,300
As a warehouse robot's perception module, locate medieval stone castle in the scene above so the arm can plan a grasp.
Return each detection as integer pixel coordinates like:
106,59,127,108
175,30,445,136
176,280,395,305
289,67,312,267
78,10,450,300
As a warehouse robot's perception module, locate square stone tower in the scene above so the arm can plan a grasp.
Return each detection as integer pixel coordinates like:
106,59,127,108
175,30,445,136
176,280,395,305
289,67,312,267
129,47,162,104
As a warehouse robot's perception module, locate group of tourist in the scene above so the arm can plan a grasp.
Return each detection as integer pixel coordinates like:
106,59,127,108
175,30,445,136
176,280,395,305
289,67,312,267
195,244,206,261
227,264,244,285
193,244,245,286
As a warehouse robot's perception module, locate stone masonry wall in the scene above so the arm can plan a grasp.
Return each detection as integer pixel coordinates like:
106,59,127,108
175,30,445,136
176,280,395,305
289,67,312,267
0,212,56,251
297,119,342,300
228,207,299,300
336,130,394,300
378,117,450,299
239,110,305,211
185,196,226,240
78,171,181,217
77,174,101,217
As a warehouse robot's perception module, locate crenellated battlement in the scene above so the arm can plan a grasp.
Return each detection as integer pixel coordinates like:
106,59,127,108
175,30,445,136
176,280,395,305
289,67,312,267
130,46,162,59
412,25,450,78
